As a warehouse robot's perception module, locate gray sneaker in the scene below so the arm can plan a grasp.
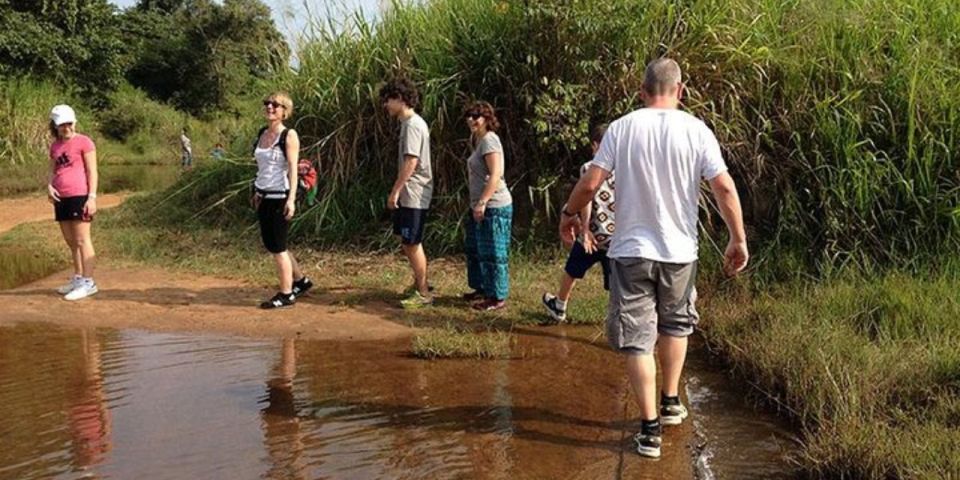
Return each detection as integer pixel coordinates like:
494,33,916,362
660,402,689,426
634,432,662,458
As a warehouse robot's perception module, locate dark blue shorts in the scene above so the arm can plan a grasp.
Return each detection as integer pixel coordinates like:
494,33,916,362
393,207,427,245
564,240,611,290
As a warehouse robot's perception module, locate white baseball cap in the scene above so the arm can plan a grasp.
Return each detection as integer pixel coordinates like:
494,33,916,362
50,104,77,126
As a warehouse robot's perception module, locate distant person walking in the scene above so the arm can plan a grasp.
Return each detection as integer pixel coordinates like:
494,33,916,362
180,128,193,169
380,78,434,309
47,104,100,300
542,123,614,323
560,58,748,459
252,92,313,309
211,143,226,161
462,101,513,311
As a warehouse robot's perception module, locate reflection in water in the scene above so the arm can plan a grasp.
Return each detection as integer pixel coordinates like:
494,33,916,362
67,329,112,472
0,323,799,479
260,338,305,480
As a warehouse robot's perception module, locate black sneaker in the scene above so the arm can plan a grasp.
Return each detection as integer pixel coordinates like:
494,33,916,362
660,395,689,426
541,293,567,323
292,277,313,298
634,432,662,458
260,292,295,309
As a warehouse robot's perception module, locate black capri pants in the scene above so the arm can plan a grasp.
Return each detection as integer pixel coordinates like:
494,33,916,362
257,193,289,254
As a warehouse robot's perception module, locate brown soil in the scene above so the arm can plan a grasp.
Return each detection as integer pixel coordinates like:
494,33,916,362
0,193,127,234
0,266,415,341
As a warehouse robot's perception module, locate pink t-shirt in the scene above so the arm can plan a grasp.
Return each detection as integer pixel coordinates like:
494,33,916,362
50,134,95,197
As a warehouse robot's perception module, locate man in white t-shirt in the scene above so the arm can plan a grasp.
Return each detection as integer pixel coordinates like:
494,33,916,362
180,128,193,169
559,58,748,459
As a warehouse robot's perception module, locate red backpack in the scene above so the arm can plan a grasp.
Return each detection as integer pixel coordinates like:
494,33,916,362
298,157,318,191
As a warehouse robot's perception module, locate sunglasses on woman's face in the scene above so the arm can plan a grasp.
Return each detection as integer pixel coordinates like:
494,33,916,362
263,100,285,109
465,112,482,120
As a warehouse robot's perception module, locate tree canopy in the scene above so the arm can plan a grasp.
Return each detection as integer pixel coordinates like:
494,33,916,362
0,0,289,114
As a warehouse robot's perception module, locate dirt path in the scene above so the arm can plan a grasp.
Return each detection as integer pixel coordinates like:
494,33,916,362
0,193,127,234
0,266,415,340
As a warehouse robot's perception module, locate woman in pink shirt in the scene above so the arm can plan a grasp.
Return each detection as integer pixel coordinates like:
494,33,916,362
48,104,99,300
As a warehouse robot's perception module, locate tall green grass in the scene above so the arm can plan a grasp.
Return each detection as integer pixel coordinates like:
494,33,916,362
706,273,960,478
0,78,75,194
222,0,959,273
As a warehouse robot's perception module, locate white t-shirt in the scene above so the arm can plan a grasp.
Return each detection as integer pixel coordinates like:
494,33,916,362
589,108,727,263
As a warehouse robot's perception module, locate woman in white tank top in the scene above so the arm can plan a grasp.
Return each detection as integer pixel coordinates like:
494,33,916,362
252,92,313,309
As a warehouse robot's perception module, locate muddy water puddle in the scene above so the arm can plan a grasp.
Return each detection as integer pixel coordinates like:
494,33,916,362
0,323,799,479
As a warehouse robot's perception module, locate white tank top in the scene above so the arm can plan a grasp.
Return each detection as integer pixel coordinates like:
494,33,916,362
254,129,289,193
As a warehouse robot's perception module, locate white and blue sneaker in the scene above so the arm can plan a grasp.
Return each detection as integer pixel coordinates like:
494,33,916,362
64,279,98,301
56,275,83,295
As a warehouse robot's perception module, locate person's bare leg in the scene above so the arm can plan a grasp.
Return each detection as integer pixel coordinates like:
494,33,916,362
402,243,429,295
59,221,81,276
626,352,658,421
72,221,95,278
288,252,305,282
658,335,688,397
556,273,577,302
274,252,293,294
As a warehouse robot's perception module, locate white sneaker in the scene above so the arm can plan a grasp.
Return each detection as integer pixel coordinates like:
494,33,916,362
64,281,98,301
57,275,83,295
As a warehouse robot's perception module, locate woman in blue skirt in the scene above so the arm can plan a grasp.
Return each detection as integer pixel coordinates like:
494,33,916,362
461,101,513,311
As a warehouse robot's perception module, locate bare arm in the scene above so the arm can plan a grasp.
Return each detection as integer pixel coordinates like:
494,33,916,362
388,155,418,209
479,152,503,204
580,200,596,251
47,154,60,202
284,130,300,219
559,165,608,245
708,172,748,275
471,152,503,222
83,149,99,214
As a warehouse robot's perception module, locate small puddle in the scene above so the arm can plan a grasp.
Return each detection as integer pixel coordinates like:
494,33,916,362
100,163,180,193
684,338,801,479
0,323,800,479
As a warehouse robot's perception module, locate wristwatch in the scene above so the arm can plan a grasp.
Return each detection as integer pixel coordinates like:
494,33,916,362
88,193,98,199
561,205,579,218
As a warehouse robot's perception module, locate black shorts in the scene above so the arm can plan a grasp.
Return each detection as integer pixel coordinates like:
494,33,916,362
258,197,289,254
392,207,427,245
54,195,92,222
564,240,611,290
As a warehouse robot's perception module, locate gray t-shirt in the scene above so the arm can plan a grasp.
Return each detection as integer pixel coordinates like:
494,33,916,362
397,113,433,209
467,131,512,208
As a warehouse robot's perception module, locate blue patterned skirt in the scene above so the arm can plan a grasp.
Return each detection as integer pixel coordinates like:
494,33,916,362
464,205,513,300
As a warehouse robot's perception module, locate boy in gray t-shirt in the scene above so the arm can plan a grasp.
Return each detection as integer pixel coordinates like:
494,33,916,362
380,78,434,308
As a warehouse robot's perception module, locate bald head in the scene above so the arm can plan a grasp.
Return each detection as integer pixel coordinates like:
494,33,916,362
643,58,682,96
